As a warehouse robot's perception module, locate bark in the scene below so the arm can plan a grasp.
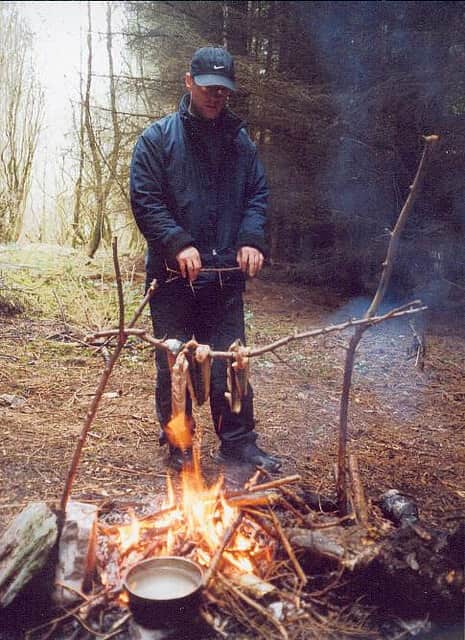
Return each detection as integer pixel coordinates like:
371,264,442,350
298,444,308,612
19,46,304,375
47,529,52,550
87,1,124,257
84,1,105,258
0,503,57,608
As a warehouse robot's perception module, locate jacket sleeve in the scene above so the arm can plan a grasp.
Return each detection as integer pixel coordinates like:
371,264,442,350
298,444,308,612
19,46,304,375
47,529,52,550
236,143,269,257
130,125,194,263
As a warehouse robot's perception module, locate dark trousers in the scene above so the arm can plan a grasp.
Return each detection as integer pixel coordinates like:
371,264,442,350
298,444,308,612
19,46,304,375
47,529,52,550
149,280,257,448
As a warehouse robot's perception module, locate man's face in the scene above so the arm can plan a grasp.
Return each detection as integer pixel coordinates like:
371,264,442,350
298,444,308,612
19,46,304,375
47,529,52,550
185,73,230,120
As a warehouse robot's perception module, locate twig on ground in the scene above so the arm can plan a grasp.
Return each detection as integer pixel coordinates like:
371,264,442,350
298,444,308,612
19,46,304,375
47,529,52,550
217,572,289,640
268,502,307,585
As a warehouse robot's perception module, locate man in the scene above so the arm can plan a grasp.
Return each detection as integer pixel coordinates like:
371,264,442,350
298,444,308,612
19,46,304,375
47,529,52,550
130,46,281,473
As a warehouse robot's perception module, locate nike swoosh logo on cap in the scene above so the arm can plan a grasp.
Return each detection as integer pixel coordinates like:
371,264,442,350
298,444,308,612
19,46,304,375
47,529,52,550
213,65,225,70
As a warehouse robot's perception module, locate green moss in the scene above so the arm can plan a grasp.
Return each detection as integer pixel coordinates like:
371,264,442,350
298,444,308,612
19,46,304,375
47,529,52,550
0,244,145,328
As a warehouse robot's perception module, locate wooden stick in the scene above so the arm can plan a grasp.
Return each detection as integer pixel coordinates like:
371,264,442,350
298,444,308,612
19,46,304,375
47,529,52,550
226,491,280,509
268,503,307,585
245,468,265,489
203,512,243,587
336,135,439,514
247,302,426,357
90,275,157,354
259,467,311,513
217,572,289,640
100,613,132,640
86,303,426,358
242,509,279,539
59,239,158,519
279,496,308,525
279,486,312,513
226,474,301,498
348,455,368,527
129,278,157,327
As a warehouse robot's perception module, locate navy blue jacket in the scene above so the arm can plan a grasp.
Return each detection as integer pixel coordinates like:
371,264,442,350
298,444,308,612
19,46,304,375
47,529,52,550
130,94,268,287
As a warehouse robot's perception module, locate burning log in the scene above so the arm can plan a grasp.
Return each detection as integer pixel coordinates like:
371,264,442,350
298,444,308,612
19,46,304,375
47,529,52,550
203,512,244,587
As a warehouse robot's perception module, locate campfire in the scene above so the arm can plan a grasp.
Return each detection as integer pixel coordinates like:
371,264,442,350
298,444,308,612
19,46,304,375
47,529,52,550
95,411,301,636
99,414,276,597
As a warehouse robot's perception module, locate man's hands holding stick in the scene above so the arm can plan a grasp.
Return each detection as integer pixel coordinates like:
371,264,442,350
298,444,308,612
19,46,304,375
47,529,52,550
176,245,264,281
237,246,264,278
176,246,202,281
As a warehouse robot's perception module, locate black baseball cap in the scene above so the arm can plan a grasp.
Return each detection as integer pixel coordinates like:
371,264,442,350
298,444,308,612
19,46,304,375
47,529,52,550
190,46,236,91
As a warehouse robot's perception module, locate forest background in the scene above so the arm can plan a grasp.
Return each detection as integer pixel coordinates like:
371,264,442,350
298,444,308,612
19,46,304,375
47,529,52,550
1,0,464,309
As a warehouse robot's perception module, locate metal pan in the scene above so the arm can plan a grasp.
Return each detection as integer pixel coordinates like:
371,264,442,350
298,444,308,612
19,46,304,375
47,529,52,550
124,556,203,628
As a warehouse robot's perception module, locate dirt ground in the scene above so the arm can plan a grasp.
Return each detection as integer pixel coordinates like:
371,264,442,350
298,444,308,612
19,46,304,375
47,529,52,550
1,276,464,535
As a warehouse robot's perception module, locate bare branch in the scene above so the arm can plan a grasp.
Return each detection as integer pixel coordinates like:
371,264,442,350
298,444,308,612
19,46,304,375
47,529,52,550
336,135,439,514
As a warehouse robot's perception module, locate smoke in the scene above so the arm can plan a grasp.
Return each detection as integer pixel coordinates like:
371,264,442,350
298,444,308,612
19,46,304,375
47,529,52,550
291,1,465,311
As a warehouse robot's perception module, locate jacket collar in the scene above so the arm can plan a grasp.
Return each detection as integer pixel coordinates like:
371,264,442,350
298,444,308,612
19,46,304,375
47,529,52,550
179,93,245,141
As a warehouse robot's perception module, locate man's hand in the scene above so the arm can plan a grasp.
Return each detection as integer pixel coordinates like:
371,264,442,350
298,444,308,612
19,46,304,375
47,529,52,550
236,246,264,278
176,246,202,281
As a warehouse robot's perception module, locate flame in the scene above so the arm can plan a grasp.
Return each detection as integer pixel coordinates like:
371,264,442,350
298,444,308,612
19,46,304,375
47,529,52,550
118,509,140,552
107,413,268,585
180,461,230,553
164,413,192,451
165,473,175,508
225,549,254,573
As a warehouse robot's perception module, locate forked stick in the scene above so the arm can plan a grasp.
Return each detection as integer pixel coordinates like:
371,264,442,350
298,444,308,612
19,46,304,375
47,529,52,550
336,135,439,514
58,238,157,519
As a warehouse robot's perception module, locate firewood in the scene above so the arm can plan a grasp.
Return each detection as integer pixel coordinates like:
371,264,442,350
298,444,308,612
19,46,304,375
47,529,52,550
268,507,307,585
203,513,243,587
226,491,280,509
226,474,301,498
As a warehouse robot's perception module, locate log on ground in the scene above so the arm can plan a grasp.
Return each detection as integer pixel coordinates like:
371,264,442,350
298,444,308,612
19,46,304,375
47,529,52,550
0,502,57,608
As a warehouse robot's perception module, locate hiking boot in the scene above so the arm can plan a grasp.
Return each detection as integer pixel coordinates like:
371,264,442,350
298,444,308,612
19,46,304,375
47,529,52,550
167,446,193,472
217,442,281,473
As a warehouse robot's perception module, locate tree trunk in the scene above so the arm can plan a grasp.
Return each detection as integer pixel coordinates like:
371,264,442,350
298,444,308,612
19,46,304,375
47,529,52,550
85,1,105,259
